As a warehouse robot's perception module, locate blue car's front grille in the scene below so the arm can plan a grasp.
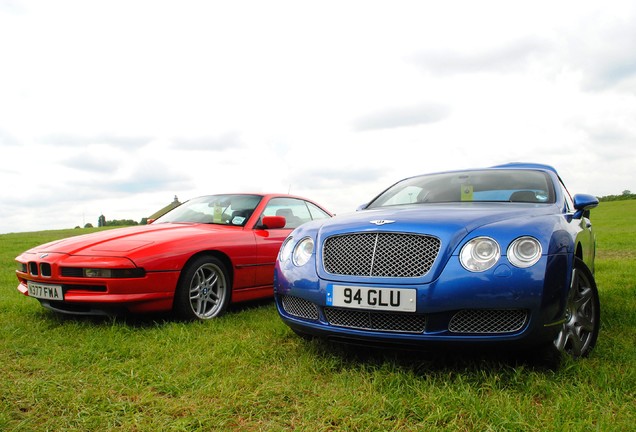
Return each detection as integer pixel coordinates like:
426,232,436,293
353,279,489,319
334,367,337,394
281,295,319,320
448,309,527,334
324,307,427,333
322,232,441,278
280,295,528,336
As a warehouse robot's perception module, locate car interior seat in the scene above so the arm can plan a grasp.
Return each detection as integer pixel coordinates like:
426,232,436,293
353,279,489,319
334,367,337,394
275,208,302,228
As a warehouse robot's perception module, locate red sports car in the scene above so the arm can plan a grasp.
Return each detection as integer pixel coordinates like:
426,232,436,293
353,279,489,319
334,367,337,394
15,193,332,320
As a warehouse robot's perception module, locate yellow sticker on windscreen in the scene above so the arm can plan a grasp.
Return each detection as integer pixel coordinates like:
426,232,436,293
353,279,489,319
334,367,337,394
461,184,473,201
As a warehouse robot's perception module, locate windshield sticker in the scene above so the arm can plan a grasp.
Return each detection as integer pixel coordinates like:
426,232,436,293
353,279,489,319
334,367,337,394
461,184,473,201
232,216,246,225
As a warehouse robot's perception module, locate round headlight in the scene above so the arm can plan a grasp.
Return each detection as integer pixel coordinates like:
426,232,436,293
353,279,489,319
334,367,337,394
460,237,500,272
279,236,294,262
292,237,314,266
508,236,542,268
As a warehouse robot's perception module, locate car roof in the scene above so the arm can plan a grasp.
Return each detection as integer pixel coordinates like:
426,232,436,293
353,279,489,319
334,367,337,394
490,162,558,174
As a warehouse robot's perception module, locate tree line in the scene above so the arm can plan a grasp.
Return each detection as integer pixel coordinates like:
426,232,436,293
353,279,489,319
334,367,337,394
598,190,635,202
80,216,149,229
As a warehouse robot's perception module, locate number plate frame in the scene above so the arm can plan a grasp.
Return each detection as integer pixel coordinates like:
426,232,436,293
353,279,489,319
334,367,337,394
326,285,416,312
27,281,64,300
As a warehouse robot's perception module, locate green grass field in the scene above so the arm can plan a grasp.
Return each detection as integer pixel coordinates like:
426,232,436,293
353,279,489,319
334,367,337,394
1,203,634,431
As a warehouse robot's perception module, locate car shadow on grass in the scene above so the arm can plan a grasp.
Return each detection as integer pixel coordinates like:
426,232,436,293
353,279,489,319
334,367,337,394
304,337,564,372
33,297,277,329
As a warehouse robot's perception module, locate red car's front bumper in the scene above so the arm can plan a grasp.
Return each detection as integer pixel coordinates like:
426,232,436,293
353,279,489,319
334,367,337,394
16,270,181,316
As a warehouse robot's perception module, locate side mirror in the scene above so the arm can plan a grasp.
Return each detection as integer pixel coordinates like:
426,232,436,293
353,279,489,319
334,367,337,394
356,203,368,211
261,215,286,229
572,194,599,219
147,218,156,224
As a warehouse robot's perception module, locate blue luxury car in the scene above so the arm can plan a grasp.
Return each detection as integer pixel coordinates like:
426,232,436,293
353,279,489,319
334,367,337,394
274,163,600,359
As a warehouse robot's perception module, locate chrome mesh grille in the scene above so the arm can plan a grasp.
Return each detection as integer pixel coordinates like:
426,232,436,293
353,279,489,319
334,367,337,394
281,295,319,320
448,309,527,334
324,307,426,333
323,233,440,278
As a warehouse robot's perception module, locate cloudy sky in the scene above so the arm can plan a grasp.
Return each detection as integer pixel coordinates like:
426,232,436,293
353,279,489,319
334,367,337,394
1,0,635,234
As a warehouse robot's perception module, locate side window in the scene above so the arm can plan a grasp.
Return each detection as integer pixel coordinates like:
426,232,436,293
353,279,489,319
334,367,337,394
307,202,331,220
263,198,311,229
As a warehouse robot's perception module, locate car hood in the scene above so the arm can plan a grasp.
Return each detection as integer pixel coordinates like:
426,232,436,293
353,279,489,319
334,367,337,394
23,223,242,257
320,202,557,237
309,202,560,283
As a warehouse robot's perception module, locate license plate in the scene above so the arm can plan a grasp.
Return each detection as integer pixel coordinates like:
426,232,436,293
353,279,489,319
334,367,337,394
327,285,416,312
27,281,64,300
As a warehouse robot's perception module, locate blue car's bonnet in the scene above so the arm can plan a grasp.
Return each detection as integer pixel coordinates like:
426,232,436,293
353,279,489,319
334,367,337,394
317,202,558,239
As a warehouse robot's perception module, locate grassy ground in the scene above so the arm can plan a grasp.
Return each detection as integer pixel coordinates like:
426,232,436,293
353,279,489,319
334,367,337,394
0,204,634,431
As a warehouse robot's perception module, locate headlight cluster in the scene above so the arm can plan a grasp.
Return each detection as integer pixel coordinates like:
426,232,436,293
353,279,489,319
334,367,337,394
460,237,500,272
83,268,146,278
460,236,542,272
507,236,542,268
279,236,315,266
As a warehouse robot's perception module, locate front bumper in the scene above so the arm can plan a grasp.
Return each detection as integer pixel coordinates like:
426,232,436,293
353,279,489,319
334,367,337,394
16,270,180,316
274,254,570,348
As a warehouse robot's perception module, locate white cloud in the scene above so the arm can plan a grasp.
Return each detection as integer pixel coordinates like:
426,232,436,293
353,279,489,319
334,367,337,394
353,103,451,131
1,0,635,233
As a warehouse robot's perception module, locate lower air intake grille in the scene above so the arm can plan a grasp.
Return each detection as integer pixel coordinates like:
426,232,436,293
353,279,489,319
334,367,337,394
448,309,527,334
324,307,426,333
281,295,319,320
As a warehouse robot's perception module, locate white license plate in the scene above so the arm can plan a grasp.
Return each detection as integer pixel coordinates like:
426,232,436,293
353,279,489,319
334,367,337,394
27,281,64,300
327,285,416,312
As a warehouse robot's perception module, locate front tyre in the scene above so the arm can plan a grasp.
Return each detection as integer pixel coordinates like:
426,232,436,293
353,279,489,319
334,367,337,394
553,258,600,358
174,256,230,320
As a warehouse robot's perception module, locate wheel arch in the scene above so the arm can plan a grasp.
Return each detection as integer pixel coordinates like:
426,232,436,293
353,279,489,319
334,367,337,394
178,250,234,299
574,240,596,274
575,242,584,260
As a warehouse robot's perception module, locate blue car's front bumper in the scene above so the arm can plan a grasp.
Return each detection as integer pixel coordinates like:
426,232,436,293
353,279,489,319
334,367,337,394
274,253,570,349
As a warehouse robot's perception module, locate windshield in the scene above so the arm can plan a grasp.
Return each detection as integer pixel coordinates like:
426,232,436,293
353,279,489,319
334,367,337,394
367,170,555,209
154,194,263,226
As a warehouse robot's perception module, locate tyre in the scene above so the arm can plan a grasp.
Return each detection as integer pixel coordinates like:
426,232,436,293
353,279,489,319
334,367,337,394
552,257,600,358
174,256,231,320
